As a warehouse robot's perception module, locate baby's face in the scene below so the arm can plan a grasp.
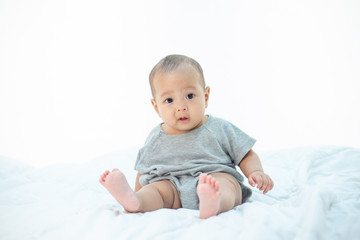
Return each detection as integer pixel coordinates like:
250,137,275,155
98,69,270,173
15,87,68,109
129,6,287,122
151,66,210,135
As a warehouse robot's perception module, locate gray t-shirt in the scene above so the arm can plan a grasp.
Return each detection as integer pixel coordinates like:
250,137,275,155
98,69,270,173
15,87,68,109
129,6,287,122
134,115,256,209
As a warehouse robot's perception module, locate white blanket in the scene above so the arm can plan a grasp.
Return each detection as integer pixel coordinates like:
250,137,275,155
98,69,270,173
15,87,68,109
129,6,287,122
1,146,359,240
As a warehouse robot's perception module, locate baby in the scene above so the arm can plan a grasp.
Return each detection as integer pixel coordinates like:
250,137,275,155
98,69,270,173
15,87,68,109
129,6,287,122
100,55,273,219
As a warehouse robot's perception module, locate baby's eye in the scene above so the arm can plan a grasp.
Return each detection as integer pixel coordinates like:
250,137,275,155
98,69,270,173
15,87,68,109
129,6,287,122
165,98,173,104
186,93,195,100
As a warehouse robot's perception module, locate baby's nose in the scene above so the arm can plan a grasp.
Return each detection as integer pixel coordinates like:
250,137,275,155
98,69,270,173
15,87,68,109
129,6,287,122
177,105,188,112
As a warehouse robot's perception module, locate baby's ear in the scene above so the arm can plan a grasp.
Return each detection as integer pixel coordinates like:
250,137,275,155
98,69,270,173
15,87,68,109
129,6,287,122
151,99,160,115
204,86,210,107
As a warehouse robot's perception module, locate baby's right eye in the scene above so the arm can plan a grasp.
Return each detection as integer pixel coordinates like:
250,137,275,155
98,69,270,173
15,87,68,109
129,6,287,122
165,98,173,104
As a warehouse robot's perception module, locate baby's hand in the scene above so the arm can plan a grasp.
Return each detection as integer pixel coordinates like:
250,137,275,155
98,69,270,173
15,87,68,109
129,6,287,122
248,171,274,194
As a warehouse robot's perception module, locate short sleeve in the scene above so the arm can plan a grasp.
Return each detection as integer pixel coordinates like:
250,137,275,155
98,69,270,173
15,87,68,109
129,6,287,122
219,120,256,166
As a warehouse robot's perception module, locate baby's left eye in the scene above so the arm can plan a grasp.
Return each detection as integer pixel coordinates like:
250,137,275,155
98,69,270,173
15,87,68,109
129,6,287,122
186,93,195,99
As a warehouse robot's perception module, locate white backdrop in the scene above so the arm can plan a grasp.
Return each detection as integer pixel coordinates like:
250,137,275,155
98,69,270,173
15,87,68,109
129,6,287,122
1,0,359,167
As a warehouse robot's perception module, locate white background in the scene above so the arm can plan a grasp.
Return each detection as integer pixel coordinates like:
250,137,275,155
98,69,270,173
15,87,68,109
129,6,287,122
1,0,359,167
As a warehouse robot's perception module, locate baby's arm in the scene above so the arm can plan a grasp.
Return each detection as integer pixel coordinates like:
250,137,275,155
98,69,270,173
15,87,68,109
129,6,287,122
135,173,143,192
239,149,274,194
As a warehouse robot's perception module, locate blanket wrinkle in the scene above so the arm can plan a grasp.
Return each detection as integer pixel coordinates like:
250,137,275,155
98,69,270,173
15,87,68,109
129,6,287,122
0,146,359,240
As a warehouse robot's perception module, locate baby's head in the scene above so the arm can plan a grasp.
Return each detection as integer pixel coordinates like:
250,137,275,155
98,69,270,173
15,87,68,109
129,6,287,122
149,55,210,135
149,55,206,98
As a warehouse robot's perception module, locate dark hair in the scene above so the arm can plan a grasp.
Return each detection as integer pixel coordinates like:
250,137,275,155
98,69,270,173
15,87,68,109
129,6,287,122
149,54,205,97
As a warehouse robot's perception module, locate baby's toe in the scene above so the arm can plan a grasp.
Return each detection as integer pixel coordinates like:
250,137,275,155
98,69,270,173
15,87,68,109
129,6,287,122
199,173,207,184
214,181,219,191
100,171,110,181
207,175,214,184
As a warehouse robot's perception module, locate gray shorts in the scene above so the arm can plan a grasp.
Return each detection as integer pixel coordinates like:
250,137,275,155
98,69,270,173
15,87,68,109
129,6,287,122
170,175,200,209
167,172,252,210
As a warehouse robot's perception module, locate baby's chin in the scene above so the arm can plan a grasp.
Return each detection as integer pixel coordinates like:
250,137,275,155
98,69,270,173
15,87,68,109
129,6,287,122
162,124,193,135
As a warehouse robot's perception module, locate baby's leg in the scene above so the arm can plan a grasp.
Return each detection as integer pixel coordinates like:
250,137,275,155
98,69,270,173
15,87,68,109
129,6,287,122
99,169,181,212
197,172,242,219
136,179,181,211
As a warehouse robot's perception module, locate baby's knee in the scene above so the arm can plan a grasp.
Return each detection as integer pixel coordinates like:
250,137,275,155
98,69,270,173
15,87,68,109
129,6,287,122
151,180,181,209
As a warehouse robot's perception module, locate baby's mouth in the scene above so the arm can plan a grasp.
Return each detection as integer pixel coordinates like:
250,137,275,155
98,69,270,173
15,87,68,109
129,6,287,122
179,117,189,122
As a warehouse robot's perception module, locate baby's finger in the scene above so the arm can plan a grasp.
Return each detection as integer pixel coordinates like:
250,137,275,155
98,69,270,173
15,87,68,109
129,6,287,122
263,177,274,194
259,177,268,191
263,183,270,194
253,175,264,190
269,178,274,190
248,176,256,187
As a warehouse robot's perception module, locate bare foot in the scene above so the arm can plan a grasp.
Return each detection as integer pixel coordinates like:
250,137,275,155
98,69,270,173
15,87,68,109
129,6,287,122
197,173,221,219
99,169,140,212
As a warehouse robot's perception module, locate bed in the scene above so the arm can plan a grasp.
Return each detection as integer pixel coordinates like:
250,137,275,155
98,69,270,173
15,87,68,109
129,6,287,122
1,145,359,240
